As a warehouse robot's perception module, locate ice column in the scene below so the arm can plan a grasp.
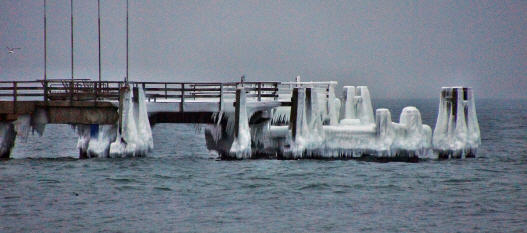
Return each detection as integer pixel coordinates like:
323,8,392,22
433,87,480,158
109,85,154,157
340,86,374,125
284,87,308,158
229,87,252,159
375,108,394,155
392,107,432,158
326,83,339,125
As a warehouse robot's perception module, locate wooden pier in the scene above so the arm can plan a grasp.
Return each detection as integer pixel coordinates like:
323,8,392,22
0,79,306,123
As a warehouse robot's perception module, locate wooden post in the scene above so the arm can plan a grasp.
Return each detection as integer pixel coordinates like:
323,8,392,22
257,82,262,101
180,83,185,112
219,83,224,112
234,87,245,138
70,80,74,103
43,80,48,104
290,88,298,139
305,87,312,124
273,83,279,100
118,86,126,135
289,87,306,140
13,82,17,113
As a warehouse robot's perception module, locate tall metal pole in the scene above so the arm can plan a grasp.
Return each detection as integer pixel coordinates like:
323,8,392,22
126,0,129,82
98,0,101,81
44,0,47,81
70,0,74,81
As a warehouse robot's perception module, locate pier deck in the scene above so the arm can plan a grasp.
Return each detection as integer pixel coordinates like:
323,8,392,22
0,79,332,125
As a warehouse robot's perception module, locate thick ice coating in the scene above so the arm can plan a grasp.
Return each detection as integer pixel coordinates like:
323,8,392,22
228,87,252,159
433,87,480,158
109,85,153,157
205,85,479,161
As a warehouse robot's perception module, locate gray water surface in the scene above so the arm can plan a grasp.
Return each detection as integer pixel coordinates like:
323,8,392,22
1,99,526,232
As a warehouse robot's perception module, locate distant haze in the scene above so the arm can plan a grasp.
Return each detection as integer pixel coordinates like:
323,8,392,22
1,0,526,99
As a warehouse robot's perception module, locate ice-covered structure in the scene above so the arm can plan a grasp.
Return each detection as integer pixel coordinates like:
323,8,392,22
432,87,480,158
205,84,480,161
76,85,154,158
0,79,480,161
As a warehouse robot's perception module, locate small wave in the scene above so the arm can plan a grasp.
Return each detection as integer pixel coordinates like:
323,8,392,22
38,179,60,184
115,185,142,191
107,177,136,183
442,177,483,184
153,186,172,191
299,183,330,190
153,174,173,179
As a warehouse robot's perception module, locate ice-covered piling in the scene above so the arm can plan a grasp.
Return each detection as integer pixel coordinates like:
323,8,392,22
391,107,432,158
433,87,480,158
0,123,16,159
228,87,252,159
108,85,153,157
340,86,374,125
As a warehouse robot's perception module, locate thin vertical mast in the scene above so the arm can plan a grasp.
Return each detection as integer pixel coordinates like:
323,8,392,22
98,0,101,81
44,0,47,81
70,0,74,81
126,0,129,82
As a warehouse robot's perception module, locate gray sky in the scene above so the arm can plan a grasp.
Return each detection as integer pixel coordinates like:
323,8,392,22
1,0,526,99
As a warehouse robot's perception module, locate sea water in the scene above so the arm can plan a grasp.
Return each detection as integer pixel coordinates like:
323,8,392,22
1,99,526,232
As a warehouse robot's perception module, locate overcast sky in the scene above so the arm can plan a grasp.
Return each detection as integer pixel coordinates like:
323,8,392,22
1,0,525,99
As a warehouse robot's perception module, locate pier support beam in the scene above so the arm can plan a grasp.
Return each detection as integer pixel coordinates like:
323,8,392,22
229,87,251,159
433,87,480,159
289,87,306,140
0,123,16,159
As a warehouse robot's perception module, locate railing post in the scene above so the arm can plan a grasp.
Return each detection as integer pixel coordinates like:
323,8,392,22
70,79,74,103
274,83,279,100
94,81,98,104
257,82,262,101
180,83,185,112
219,83,224,112
13,82,17,113
43,80,48,103
164,83,167,99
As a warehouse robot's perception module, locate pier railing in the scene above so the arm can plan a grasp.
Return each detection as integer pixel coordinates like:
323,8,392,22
0,79,336,103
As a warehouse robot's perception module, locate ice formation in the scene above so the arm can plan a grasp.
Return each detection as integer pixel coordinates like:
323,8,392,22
0,112,49,159
204,85,480,161
228,87,252,159
73,85,153,158
432,87,480,158
109,85,154,157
